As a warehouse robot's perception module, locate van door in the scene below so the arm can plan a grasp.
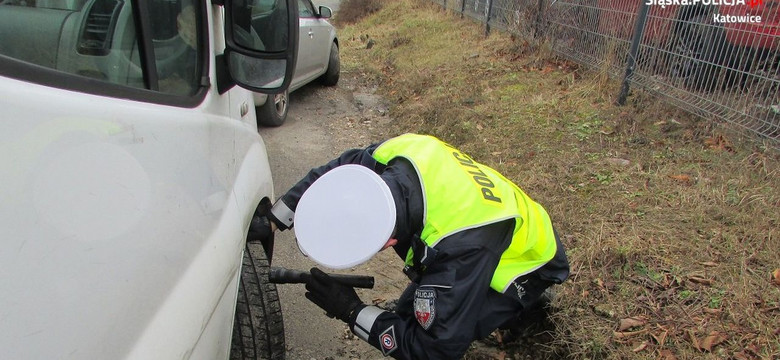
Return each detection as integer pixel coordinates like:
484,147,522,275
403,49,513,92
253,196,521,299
0,0,271,358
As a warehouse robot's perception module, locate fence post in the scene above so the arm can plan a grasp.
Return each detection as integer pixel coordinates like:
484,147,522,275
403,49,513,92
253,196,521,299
616,2,650,105
461,0,466,18
485,0,494,35
534,0,545,39
443,0,447,10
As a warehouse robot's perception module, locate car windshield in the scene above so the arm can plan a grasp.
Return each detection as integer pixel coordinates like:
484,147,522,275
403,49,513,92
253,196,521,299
0,0,201,96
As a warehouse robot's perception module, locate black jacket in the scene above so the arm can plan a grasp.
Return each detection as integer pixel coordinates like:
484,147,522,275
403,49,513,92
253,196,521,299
270,143,569,359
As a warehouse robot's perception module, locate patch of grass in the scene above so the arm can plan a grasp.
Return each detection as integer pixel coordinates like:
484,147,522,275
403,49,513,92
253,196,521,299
336,0,780,359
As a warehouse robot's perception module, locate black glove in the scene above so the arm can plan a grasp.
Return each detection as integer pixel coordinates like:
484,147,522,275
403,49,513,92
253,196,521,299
248,202,278,242
305,267,364,323
247,214,272,242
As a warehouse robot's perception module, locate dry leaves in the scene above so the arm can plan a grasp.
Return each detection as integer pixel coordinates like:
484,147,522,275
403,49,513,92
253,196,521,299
689,330,728,352
700,332,728,351
703,307,723,315
651,325,669,347
618,316,647,331
704,134,735,152
493,330,503,346
614,317,649,340
613,329,648,339
592,278,610,293
632,341,648,352
371,297,386,305
734,343,766,359
658,349,678,360
605,158,631,167
688,276,714,286
668,174,692,185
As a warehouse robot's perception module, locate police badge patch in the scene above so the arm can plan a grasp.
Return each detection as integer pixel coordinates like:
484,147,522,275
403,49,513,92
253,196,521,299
378,325,397,356
414,288,436,330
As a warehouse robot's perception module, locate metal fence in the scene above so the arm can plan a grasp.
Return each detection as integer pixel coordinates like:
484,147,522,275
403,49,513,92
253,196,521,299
432,0,780,150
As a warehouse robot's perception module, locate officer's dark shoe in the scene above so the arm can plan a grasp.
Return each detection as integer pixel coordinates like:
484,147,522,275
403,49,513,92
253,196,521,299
506,289,555,338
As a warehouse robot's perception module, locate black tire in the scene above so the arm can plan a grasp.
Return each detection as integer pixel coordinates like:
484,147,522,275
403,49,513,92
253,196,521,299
670,12,730,91
229,243,285,360
319,43,340,86
256,90,289,127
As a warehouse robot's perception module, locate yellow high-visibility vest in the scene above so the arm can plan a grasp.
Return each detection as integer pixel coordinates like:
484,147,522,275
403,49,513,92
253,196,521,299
373,134,557,293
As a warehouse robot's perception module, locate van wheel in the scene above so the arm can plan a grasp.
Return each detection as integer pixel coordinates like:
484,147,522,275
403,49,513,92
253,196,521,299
670,13,730,91
230,243,285,360
319,43,340,86
257,90,289,127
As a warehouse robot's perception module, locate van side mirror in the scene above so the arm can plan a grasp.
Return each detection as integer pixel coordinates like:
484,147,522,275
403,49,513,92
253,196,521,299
223,0,298,94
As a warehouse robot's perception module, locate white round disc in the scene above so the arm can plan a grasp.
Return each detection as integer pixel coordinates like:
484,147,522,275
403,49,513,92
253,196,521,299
294,165,396,269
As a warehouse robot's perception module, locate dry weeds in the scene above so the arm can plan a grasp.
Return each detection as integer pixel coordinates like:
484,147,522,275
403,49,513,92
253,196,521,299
337,1,780,359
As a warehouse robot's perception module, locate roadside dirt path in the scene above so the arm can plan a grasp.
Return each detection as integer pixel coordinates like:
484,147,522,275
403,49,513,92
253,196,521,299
259,72,409,359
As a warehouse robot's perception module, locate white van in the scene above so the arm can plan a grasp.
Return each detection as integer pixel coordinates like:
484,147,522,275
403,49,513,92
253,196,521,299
0,0,295,358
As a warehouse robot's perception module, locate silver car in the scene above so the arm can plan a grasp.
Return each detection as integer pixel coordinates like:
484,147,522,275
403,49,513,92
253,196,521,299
254,0,339,126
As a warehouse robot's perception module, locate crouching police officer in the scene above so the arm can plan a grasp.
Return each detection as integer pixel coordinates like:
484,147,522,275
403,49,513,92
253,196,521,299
265,133,570,359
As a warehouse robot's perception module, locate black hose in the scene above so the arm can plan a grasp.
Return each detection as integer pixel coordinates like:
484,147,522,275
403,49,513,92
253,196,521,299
269,267,375,289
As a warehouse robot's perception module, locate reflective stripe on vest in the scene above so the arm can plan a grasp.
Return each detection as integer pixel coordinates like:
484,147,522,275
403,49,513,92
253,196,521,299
372,134,557,293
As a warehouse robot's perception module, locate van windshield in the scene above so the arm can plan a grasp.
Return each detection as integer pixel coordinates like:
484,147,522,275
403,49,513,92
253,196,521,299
0,0,201,96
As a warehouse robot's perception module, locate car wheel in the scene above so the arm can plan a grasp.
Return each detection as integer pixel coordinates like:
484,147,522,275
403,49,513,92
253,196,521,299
319,43,340,86
257,90,289,127
670,12,730,91
229,242,285,360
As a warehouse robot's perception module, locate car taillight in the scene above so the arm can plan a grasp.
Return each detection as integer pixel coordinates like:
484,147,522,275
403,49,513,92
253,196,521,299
721,1,780,49
724,1,780,25
764,1,780,24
